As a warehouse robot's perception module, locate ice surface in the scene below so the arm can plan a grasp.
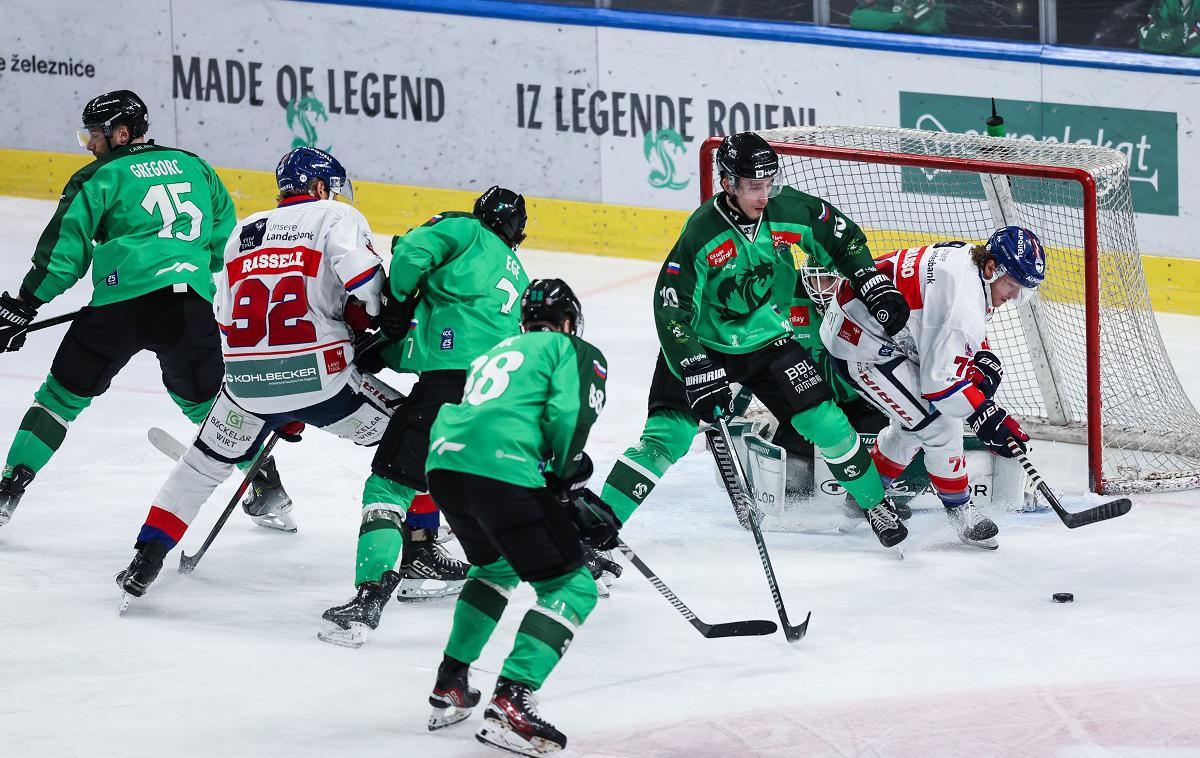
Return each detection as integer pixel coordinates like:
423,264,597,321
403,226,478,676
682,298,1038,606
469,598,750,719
0,196,1197,757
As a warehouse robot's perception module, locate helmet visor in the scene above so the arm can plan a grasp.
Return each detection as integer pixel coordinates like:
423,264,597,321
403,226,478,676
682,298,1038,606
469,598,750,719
328,175,354,204
76,126,104,149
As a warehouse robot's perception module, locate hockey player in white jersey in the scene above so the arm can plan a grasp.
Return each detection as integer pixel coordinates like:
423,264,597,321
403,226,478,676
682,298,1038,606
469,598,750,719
818,226,1042,549
115,147,406,599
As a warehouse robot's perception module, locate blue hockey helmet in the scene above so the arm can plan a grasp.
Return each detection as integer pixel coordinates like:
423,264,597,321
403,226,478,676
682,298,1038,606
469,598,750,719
985,226,1046,289
276,147,353,203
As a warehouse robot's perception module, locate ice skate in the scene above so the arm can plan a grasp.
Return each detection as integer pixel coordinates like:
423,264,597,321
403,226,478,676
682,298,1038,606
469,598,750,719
316,570,402,647
115,541,169,614
583,545,622,598
864,498,908,555
476,678,566,756
397,524,468,601
946,500,999,550
0,465,35,527
428,657,481,731
241,456,296,532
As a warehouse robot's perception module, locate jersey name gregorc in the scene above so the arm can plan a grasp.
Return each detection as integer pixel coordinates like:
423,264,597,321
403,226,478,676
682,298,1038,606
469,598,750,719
216,197,383,414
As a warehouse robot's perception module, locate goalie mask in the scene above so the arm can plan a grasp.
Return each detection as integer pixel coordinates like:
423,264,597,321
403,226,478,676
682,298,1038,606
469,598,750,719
521,278,583,336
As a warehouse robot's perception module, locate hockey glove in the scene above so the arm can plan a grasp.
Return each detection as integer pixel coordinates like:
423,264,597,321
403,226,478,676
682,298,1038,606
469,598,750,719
0,291,38,353
850,268,909,337
545,452,593,502
683,358,732,423
566,488,621,551
377,290,420,341
343,299,374,334
352,330,390,375
277,421,305,443
968,399,1029,458
967,349,1004,399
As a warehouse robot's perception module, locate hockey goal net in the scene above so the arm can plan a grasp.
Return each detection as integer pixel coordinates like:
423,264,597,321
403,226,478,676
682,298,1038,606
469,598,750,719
699,125,1200,495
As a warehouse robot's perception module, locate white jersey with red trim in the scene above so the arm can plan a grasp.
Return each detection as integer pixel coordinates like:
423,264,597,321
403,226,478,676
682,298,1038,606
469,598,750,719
820,241,991,419
215,197,384,414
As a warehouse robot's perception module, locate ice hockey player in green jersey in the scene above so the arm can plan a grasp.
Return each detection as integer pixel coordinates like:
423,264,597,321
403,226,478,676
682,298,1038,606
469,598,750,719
422,278,618,757
598,131,911,550
317,186,532,648
0,90,288,528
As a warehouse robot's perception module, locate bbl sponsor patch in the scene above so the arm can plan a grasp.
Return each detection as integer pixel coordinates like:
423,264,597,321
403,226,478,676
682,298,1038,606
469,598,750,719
706,240,737,268
440,328,454,350
323,346,347,374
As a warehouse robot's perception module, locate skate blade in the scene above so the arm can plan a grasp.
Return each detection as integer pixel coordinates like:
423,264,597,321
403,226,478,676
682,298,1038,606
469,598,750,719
316,620,368,648
397,578,464,602
118,592,133,615
476,721,563,756
249,512,298,533
593,576,610,598
428,704,473,731
891,545,905,561
959,535,999,550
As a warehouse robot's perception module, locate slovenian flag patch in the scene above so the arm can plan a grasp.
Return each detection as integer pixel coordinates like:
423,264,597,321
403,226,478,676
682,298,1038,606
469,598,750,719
666,262,681,275
593,360,607,379
818,203,830,221
408,319,419,330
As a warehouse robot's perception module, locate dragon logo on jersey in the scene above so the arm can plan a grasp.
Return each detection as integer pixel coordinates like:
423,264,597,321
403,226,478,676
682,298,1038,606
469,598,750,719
715,260,775,320
643,128,690,191
286,96,331,152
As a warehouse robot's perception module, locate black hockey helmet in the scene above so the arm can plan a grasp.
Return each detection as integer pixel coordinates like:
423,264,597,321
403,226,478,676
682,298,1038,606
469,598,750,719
474,185,527,248
715,132,779,182
81,90,149,142
521,278,583,336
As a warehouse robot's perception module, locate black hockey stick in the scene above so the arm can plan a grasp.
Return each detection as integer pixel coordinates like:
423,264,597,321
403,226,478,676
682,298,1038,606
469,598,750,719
0,309,80,348
178,433,281,574
1007,440,1133,529
707,416,811,642
614,540,777,638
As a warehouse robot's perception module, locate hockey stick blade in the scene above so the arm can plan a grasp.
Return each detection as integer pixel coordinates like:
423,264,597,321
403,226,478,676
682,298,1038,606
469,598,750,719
1008,440,1134,529
615,541,777,638
147,427,186,461
708,418,811,642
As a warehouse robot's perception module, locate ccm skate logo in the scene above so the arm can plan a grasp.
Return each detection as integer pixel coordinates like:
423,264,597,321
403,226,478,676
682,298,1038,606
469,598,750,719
858,372,915,424
706,241,737,268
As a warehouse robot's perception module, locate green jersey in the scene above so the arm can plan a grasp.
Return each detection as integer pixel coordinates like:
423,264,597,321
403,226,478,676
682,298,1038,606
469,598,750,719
653,185,875,378
427,331,608,489
382,212,530,373
22,141,235,307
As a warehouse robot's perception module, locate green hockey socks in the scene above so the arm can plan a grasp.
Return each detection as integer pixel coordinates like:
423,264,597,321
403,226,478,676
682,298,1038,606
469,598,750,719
4,375,91,478
444,559,597,690
790,400,886,508
355,473,415,586
599,409,696,524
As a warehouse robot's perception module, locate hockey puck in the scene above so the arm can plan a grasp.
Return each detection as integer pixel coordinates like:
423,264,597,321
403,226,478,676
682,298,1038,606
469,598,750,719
1051,592,1074,603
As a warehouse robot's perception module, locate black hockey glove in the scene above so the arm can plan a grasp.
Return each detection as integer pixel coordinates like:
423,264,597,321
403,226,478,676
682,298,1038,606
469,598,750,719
850,268,909,337
968,399,1029,458
352,330,391,375
683,358,732,423
377,290,420,341
545,452,593,501
0,291,38,353
566,488,621,551
968,349,1004,399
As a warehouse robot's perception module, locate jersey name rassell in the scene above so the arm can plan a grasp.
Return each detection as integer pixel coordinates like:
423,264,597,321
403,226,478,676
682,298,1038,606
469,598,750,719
226,246,323,286
706,240,738,268
128,159,185,179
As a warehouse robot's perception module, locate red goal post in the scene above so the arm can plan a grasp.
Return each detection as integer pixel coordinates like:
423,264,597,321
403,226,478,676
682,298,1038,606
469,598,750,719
698,127,1200,495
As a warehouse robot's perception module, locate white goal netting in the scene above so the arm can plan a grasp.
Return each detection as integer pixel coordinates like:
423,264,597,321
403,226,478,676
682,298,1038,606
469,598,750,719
705,125,1200,494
